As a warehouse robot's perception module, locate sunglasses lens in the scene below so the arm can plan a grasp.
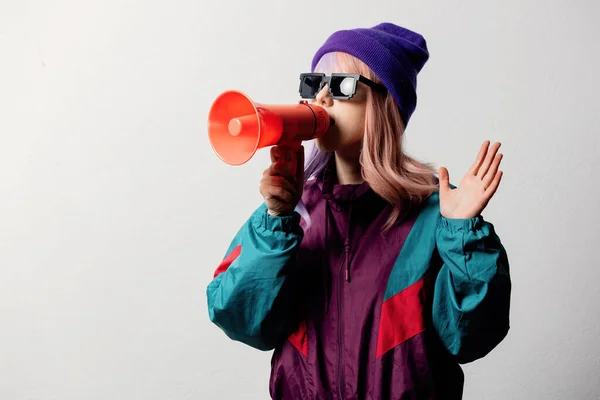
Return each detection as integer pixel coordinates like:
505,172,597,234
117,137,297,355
330,76,356,98
300,75,323,98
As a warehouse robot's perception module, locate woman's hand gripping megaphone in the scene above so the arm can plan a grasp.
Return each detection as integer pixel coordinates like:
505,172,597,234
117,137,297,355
259,145,305,217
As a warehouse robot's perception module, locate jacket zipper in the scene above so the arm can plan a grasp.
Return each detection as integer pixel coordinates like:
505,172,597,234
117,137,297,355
337,240,350,399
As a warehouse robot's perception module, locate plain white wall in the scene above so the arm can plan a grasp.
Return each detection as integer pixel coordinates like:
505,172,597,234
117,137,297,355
1,0,599,398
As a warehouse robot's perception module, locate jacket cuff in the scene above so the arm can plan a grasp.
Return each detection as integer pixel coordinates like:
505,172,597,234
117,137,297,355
252,204,302,234
440,215,483,233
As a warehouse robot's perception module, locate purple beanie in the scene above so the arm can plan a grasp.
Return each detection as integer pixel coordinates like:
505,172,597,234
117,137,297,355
311,22,429,127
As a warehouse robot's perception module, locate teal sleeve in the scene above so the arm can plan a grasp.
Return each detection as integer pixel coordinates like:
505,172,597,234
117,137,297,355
432,215,511,363
206,204,305,351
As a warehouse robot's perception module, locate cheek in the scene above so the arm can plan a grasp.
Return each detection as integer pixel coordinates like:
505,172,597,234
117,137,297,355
337,106,365,143
316,103,366,151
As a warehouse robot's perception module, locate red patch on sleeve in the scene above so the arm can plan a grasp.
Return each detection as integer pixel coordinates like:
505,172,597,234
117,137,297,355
213,245,242,278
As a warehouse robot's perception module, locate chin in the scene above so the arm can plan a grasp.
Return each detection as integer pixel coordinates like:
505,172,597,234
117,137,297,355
315,138,337,153
315,136,363,156
315,128,341,153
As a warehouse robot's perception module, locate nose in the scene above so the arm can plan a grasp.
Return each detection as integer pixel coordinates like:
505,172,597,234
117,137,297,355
314,85,333,108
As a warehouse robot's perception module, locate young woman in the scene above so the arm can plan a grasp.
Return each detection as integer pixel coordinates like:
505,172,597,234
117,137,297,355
207,22,511,400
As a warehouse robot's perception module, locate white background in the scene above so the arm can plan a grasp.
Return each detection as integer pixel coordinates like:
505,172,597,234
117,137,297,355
1,0,599,399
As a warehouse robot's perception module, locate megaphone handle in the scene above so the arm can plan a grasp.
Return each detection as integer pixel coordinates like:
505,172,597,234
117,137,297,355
276,140,302,178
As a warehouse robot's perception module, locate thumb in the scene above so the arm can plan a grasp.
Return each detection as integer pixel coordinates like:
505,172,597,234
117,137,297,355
438,167,451,192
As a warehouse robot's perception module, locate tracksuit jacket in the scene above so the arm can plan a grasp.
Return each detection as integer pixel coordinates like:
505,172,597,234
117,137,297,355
207,162,511,399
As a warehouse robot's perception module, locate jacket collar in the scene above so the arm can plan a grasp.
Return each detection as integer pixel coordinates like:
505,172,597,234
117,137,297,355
318,156,372,202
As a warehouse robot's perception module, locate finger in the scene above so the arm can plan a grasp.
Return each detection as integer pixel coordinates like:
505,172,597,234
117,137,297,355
270,146,283,164
482,153,503,188
270,146,298,177
485,170,503,198
270,160,295,180
469,141,490,175
261,184,294,203
263,175,298,197
477,142,501,179
283,146,298,178
438,167,451,192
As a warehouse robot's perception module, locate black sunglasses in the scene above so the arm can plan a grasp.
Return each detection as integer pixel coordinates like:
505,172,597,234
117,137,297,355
299,73,387,100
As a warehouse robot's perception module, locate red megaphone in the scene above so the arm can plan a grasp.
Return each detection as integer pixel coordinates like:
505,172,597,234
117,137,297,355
207,90,333,165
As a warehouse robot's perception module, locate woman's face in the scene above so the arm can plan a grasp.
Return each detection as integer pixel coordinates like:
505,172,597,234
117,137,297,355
312,74,368,154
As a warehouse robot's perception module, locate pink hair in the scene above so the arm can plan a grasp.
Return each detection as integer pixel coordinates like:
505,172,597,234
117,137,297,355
309,52,438,230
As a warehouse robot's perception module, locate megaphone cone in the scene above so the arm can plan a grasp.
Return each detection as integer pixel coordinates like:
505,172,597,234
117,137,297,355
208,90,333,165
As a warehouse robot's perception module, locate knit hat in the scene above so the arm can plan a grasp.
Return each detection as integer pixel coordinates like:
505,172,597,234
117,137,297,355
311,22,429,127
